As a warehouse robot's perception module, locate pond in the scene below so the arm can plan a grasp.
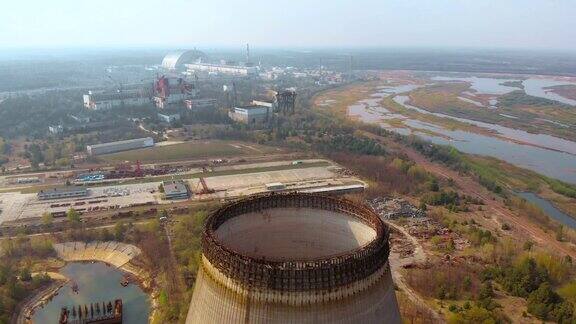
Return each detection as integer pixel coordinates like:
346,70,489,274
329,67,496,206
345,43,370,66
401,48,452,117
32,262,150,324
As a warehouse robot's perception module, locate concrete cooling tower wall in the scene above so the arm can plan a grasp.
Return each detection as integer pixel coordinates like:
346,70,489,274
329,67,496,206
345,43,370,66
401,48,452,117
186,193,401,324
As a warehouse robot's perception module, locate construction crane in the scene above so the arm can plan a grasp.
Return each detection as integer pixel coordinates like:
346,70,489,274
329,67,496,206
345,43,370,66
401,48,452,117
107,75,123,93
232,82,238,107
196,177,215,194
224,82,239,108
135,160,142,178
275,90,297,115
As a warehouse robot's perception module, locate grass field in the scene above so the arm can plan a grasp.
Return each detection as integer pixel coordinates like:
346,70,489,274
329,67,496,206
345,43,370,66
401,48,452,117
99,140,280,163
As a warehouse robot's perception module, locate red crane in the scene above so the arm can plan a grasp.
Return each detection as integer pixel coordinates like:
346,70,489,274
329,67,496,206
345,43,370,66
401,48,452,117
197,177,215,194
135,160,142,177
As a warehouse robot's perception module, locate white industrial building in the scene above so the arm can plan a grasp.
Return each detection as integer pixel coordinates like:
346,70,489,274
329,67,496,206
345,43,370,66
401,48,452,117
162,50,207,70
153,92,195,109
158,113,181,123
48,125,64,134
87,137,154,156
38,187,88,200
83,91,150,110
228,103,271,124
185,98,217,109
185,62,258,76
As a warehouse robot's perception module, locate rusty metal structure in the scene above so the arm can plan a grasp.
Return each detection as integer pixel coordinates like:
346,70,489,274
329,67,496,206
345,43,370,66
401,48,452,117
59,299,122,324
187,192,401,323
275,90,296,115
203,192,389,291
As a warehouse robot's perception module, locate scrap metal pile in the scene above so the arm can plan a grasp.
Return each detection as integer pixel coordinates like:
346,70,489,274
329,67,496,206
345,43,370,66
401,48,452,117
368,197,426,220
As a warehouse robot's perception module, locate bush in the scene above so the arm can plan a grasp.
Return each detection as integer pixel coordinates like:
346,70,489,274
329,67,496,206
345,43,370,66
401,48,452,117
448,305,506,324
492,257,548,298
527,283,574,322
423,190,460,206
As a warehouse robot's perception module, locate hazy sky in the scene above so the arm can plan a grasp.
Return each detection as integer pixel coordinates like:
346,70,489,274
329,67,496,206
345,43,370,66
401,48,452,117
1,0,575,50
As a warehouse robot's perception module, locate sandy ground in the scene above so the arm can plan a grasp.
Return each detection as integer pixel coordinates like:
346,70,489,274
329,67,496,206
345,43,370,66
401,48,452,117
154,141,185,147
0,160,363,224
386,221,443,322
16,280,69,324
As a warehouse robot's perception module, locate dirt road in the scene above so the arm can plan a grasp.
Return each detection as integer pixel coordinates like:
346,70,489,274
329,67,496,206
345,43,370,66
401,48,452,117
369,132,576,259
386,221,443,322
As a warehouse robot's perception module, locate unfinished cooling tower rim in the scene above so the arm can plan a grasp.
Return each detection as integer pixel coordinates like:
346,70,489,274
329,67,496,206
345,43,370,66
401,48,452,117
202,192,390,297
200,254,390,306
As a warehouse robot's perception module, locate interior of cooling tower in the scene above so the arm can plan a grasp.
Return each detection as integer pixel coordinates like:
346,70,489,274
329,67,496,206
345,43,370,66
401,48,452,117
186,192,402,324
214,207,377,260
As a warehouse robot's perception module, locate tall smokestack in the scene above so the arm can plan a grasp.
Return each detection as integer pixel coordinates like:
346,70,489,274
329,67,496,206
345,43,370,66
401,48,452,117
246,43,250,63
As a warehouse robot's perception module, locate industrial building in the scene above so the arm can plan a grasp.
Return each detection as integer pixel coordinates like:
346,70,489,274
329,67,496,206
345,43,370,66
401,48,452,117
299,184,365,195
48,125,64,134
162,50,207,70
186,193,400,323
83,90,150,110
15,177,40,184
228,103,271,124
185,98,217,110
70,115,91,123
185,61,258,77
153,75,197,109
158,113,181,123
86,137,154,156
38,187,88,200
251,100,274,109
163,181,190,200
265,182,285,191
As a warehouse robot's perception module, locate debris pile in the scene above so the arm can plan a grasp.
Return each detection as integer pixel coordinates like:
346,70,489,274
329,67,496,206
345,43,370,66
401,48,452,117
368,197,426,220
333,168,357,177
390,231,415,259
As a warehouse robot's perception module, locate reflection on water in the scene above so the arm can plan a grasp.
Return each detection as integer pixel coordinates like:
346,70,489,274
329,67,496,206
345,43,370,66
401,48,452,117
33,262,150,324
393,95,576,156
523,79,576,106
433,75,576,106
347,86,576,184
517,192,576,230
432,76,520,95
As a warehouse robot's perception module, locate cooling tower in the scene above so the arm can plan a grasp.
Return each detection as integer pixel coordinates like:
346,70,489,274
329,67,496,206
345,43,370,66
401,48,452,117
186,193,401,324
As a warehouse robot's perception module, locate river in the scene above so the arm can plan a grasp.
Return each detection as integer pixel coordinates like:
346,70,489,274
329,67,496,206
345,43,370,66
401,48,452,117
432,75,576,106
517,192,576,230
347,84,576,184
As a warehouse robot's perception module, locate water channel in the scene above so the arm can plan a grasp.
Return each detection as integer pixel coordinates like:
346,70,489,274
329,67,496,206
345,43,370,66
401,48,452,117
432,75,576,106
517,192,576,230
346,81,576,184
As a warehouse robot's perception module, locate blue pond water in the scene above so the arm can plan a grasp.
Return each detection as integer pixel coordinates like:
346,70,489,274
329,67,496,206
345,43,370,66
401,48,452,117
32,262,150,324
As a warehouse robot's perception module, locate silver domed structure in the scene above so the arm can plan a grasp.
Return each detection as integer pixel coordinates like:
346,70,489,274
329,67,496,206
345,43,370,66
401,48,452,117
161,50,207,70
